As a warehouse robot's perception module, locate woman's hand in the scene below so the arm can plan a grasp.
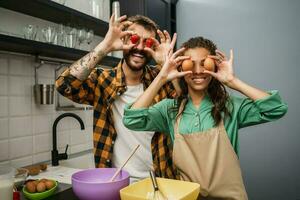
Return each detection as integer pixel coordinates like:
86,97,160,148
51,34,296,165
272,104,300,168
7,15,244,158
102,14,135,52
158,34,192,82
204,49,237,87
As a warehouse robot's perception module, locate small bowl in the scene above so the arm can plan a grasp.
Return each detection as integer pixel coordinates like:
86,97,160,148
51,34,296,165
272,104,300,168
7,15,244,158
72,168,130,200
14,168,29,188
22,180,58,200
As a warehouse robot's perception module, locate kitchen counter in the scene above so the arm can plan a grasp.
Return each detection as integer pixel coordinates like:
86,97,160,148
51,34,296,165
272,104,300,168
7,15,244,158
20,152,95,199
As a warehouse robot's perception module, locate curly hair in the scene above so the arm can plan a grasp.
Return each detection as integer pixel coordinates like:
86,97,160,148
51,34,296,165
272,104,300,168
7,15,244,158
175,36,231,126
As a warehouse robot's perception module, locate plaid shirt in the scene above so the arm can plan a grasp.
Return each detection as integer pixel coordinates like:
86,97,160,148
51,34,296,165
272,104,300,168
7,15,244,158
55,60,178,178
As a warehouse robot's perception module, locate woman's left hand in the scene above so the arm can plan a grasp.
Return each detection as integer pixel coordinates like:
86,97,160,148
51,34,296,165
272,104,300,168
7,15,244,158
204,49,236,86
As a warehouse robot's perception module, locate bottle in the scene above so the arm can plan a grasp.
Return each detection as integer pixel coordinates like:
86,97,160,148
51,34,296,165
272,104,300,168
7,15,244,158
111,1,123,58
112,1,120,20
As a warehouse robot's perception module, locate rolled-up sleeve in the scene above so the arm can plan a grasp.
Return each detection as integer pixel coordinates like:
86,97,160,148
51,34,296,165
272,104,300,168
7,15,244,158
123,99,172,134
236,90,288,128
55,68,101,106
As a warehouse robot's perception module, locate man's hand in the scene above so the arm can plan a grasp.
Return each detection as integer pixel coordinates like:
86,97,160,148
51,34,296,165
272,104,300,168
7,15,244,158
101,14,136,53
144,30,176,66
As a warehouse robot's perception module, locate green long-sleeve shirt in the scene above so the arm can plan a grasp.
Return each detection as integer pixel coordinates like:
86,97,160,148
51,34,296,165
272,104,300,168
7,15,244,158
123,90,288,155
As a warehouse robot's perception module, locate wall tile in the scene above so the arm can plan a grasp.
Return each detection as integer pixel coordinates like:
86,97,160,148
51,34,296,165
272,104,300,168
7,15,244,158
0,118,9,139
32,101,54,115
33,152,51,164
9,116,32,138
0,96,9,117
10,156,33,168
0,140,9,161
36,64,54,79
70,143,88,154
33,133,51,153
9,96,31,116
33,114,52,135
9,136,33,159
70,129,86,145
0,56,8,75
9,56,33,76
9,76,33,96
57,130,70,149
0,75,8,95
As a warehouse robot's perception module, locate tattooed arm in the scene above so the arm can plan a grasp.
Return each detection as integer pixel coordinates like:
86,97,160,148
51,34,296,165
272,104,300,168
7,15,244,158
55,14,135,105
69,14,135,80
69,44,108,81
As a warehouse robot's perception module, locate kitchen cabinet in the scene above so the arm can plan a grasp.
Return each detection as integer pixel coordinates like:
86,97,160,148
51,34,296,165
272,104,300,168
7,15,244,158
0,0,120,67
0,34,120,66
111,0,177,35
0,0,108,37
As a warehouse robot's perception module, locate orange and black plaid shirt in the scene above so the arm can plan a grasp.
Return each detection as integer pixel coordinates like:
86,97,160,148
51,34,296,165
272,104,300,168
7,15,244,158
55,60,178,178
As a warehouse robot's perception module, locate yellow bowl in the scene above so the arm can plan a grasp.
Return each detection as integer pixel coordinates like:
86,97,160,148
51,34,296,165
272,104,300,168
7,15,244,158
120,177,200,200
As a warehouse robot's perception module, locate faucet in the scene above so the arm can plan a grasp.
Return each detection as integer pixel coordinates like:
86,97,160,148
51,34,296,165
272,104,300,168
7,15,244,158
52,113,85,166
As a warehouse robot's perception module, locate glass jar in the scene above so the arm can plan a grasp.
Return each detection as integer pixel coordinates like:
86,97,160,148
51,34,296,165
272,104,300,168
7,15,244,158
0,165,14,200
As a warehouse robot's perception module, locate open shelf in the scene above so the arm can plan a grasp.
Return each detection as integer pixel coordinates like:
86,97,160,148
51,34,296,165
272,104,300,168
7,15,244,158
0,0,109,37
0,34,120,67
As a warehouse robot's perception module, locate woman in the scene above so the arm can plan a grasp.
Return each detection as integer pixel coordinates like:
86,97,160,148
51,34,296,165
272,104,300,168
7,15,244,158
123,36,288,199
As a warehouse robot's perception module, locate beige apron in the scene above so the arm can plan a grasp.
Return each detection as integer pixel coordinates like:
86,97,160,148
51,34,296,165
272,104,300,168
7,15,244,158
173,100,248,200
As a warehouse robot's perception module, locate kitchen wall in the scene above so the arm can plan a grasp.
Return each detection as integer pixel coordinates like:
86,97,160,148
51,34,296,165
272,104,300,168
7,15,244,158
177,0,300,199
0,0,111,168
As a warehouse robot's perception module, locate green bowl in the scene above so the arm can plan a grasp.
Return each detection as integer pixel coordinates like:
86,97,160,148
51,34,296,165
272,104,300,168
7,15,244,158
22,180,58,200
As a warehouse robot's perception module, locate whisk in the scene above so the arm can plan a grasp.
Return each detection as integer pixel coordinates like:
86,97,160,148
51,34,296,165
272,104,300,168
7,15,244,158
148,170,168,200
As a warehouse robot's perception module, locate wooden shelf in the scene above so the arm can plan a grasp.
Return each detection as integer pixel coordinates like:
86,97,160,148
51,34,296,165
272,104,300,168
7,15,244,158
0,34,120,67
0,0,109,37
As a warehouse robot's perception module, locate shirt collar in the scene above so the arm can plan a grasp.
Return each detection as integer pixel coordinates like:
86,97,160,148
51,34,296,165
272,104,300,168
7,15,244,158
186,94,213,112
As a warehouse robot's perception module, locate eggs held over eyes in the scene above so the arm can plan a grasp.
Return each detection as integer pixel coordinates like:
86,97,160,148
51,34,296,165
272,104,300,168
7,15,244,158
181,59,193,71
181,57,215,72
203,57,215,71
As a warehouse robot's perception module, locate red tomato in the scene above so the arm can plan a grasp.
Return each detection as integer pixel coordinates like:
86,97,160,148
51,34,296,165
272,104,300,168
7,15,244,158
130,34,140,44
145,38,154,48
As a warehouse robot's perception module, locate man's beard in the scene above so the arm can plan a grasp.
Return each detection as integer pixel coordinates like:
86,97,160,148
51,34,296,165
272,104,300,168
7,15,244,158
123,48,151,71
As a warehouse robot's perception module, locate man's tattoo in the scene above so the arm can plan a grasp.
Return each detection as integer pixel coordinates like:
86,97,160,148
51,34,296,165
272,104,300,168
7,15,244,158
70,50,105,80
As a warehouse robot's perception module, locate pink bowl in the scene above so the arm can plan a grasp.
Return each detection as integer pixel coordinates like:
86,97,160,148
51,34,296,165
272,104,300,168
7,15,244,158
72,168,130,200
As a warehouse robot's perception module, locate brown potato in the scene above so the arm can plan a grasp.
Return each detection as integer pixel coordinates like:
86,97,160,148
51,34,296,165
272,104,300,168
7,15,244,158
40,164,47,171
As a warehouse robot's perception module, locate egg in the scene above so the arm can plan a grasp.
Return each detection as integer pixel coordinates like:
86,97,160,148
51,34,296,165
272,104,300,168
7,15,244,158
204,57,215,71
39,178,47,183
36,182,46,193
25,181,36,193
181,59,193,71
45,180,55,190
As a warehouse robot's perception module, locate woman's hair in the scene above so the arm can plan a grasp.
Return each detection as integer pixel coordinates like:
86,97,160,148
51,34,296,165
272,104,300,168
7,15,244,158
174,36,231,125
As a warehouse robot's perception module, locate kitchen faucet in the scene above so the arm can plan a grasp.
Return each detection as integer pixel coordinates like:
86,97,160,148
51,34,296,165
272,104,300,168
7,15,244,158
52,113,85,166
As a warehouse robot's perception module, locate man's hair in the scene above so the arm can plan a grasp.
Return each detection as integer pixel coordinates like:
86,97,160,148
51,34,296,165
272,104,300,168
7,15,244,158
127,15,159,35
181,36,217,55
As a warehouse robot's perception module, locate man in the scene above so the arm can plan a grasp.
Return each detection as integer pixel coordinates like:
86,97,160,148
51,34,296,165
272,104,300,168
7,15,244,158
55,14,179,181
